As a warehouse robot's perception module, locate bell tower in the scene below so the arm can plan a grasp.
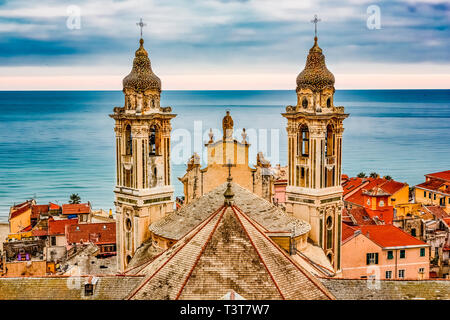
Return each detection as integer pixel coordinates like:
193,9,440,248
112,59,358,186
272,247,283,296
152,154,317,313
282,18,348,272
110,29,176,271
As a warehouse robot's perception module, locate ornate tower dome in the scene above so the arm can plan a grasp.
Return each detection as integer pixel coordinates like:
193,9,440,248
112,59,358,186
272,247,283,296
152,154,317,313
122,38,161,92
296,36,335,92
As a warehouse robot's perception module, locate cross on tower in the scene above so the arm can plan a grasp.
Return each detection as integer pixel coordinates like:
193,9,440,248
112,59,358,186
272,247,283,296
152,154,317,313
136,18,147,38
311,14,321,38
223,160,235,181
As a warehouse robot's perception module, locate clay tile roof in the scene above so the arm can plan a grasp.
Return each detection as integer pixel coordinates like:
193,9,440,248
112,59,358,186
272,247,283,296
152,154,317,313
150,182,310,241
423,206,450,220
48,218,79,235
31,205,49,219
380,180,407,195
426,170,450,182
66,222,116,245
359,225,428,249
128,206,333,300
415,179,448,194
49,203,60,210
62,203,90,215
342,223,359,242
9,201,33,220
347,207,376,226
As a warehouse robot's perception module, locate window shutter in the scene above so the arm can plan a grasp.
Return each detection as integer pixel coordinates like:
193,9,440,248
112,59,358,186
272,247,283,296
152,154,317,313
375,253,379,264
366,253,370,265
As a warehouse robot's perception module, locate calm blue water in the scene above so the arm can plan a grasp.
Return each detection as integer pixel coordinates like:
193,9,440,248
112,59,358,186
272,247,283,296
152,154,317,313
0,90,449,221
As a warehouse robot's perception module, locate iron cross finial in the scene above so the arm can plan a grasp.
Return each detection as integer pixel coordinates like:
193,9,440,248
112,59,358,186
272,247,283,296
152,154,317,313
136,18,147,38
311,14,321,38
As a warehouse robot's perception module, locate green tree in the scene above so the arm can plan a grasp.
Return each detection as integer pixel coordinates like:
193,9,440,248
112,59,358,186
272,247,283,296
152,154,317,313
69,193,81,204
369,172,379,178
357,172,367,178
383,175,392,180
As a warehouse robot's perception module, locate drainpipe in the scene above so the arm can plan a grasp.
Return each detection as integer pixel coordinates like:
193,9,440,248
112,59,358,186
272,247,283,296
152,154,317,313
395,249,398,279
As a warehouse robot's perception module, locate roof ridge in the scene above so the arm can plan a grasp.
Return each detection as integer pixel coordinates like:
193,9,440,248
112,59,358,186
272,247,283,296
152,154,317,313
233,205,335,300
126,205,225,299
230,206,285,300
175,206,227,300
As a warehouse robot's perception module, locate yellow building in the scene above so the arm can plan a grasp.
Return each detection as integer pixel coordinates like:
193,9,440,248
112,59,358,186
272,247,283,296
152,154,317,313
179,111,273,204
8,200,35,234
414,170,450,213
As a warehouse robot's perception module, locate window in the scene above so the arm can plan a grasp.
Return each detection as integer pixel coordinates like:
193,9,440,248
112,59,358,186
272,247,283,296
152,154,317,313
325,125,334,157
434,193,436,200
398,269,405,278
327,98,331,108
84,284,94,296
302,97,308,108
125,125,132,155
419,268,424,274
411,228,416,237
51,236,56,246
420,248,426,257
149,125,159,156
300,125,309,157
423,191,426,197
379,200,384,207
429,192,432,199
385,271,392,279
387,250,393,260
366,253,379,265
400,250,406,259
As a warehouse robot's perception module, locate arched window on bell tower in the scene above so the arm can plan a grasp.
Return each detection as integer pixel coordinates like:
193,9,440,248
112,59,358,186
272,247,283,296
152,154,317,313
325,124,334,157
298,125,309,157
326,97,331,108
302,97,308,108
125,125,132,155
149,125,160,156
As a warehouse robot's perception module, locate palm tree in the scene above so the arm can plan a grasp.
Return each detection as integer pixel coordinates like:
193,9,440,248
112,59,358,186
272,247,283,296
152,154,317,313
383,175,392,180
357,172,367,178
69,193,81,204
369,172,379,178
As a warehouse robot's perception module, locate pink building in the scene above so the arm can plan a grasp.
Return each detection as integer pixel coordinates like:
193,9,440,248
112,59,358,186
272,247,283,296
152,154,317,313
342,224,430,280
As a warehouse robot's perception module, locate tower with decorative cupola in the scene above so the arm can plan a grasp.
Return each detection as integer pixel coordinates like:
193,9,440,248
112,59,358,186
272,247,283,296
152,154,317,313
282,17,348,273
110,29,176,271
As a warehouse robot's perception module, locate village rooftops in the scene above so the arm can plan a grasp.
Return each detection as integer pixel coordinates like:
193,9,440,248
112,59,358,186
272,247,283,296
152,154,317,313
127,205,333,300
355,225,428,250
62,203,91,215
66,222,116,245
149,182,310,241
425,170,450,182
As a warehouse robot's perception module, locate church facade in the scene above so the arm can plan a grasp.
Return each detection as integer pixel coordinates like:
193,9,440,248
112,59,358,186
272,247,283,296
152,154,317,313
282,35,348,272
110,38,176,272
178,111,274,204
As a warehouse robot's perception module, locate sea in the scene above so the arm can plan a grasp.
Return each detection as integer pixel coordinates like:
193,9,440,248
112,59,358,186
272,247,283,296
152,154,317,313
0,90,449,222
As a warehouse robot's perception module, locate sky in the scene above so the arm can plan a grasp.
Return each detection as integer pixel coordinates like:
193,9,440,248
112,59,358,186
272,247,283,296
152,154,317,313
0,0,448,90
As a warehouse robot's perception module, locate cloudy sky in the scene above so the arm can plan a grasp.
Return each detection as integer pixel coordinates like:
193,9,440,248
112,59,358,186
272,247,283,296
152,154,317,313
0,0,448,89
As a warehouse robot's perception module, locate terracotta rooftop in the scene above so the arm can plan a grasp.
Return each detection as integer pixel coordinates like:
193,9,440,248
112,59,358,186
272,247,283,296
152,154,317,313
423,206,450,220
128,205,333,300
425,170,450,182
359,225,428,249
48,218,79,236
149,182,310,241
66,222,116,245
415,179,449,195
9,200,33,220
62,203,91,215
342,223,359,243
344,207,376,226
31,205,49,219
49,202,60,211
